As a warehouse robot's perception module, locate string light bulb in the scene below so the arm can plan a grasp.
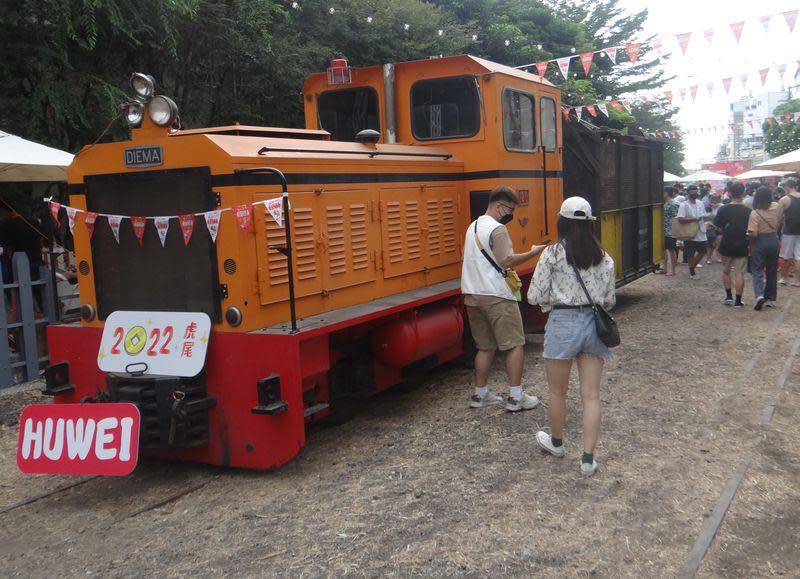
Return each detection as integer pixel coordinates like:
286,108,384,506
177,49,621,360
504,39,510,46
537,43,542,50
437,29,443,36
329,7,335,14
404,23,410,30
570,47,576,53
471,34,478,41
291,1,299,8
366,15,372,23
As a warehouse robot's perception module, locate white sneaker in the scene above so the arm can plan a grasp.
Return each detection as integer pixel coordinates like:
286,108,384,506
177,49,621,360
580,460,599,477
778,278,787,286
505,393,540,412
469,390,504,408
536,431,566,457
766,300,776,308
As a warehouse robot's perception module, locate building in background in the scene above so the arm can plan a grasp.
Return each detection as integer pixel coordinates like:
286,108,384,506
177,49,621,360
721,91,790,164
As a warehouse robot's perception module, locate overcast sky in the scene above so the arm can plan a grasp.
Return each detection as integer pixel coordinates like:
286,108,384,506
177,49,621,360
617,0,800,170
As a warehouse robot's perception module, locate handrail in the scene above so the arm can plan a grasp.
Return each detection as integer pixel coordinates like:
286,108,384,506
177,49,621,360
257,146,452,160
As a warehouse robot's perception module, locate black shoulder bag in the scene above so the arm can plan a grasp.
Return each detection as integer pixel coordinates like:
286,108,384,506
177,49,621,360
564,243,620,348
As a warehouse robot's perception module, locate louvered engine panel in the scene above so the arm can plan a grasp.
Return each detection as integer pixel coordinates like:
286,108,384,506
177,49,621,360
423,186,461,271
320,191,377,291
380,188,426,279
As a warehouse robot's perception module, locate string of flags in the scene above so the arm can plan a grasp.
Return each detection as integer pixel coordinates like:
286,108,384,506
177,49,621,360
680,111,800,136
518,43,642,80
46,197,287,246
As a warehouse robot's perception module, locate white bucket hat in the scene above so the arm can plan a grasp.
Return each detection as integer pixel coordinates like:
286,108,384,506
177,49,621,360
559,196,596,221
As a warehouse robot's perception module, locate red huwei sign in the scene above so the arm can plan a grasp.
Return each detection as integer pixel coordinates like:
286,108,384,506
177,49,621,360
17,403,140,476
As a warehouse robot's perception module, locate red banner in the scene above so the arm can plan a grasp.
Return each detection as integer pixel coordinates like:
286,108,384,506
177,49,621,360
84,212,98,238
676,33,692,55
535,61,548,77
579,52,594,75
562,107,571,122
585,104,597,117
664,90,673,103
49,202,61,226
131,216,147,246
179,214,195,246
609,100,624,112
722,77,732,94
17,403,140,476
690,85,698,102
234,204,252,234
730,21,745,43
626,43,641,63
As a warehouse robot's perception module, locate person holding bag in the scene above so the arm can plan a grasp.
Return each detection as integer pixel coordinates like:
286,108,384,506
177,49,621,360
747,186,784,310
527,197,616,477
461,186,548,411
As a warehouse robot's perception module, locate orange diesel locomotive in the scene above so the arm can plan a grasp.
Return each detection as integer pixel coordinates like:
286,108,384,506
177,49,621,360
42,55,651,470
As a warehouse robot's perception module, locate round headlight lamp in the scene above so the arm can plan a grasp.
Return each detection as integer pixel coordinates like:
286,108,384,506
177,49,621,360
123,101,145,127
148,95,179,127
130,73,156,101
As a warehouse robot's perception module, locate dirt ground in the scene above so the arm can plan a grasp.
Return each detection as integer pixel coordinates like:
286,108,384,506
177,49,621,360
1,264,799,577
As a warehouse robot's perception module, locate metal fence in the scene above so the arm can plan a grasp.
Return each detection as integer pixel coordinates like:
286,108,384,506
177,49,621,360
1,251,69,388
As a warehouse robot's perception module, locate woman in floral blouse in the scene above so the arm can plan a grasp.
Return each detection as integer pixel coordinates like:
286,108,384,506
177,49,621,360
527,197,616,477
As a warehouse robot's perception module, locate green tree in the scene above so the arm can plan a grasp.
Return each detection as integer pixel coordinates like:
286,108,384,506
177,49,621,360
763,99,800,158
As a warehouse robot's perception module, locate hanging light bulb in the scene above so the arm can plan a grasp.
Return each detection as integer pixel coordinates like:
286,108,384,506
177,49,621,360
291,1,299,8
437,29,443,36
504,39,510,46
570,47,576,53
366,15,372,23
329,7,335,14
404,23,410,30
471,34,478,41
537,43,542,50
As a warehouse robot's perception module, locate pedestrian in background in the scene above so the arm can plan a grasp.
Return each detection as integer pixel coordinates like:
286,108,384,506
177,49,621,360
461,186,547,411
778,177,800,287
705,194,722,264
677,184,708,278
713,181,750,308
748,186,784,310
661,186,679,276
528,197,616,478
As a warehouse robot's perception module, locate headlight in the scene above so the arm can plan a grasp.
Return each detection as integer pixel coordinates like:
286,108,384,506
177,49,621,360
148,95,179,127
122,101,145,126
130,73,156,101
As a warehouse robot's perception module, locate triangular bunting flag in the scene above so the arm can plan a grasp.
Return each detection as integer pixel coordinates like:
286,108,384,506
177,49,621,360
66,207,77,235
703,29,714,45
535,61,548,77
676,33,691,55
784,10,798,32
179,214,195,245
706,81,714,96
730,21,744,43
626,43,641,63
576,106,584,120
107,215,122,244
740,72,749,88
586,104,597,117
556,56,572,80
604,47,617,64
664,91,673,103
154,217,170,247
598,103,608,117
264,198,285,228
579,52,594,76
690,85,698,102
49,202,61,226
759,15,771,33
679,88,687,101
766,118,774,127
652,39,663,57
759,68,769,86
84,212,98,238
562,108,571,122
609,100,624,112
233,204,252,234
786,114,793,123
722,77,732,94
204,210,221,243
778,64,786,79
131,216,147,246
747,120,753,129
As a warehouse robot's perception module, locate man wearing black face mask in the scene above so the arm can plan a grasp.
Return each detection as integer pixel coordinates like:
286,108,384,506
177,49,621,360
462,186,547,411
677,183,709,277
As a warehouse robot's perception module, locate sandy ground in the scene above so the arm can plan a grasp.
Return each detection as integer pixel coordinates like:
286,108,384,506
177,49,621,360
0,264,798,577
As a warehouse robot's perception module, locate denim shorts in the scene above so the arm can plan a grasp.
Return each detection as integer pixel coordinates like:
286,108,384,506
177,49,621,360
544,308,611,360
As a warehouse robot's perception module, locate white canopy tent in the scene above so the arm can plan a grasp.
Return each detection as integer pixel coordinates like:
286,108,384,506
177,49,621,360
664,171,682,182
756,148,800,172
0,130,73,182
682,169,730,182
734,168,792,180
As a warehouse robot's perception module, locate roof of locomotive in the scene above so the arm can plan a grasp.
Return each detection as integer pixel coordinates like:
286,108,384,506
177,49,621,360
302,54,556,93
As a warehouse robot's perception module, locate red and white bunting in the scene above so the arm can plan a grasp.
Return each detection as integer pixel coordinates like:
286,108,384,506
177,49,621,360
204,210,221,243
706,81,714,96
604,47,617,64
730,21,745,43
597,103,608,117
84,212,98,238
609,100,624,112
66,207,77,235
664,91,673,103
576,106,584,120
759,68,769,86
556,56,572,79
562,107,571,122
722,77,732,94
264,198,285,227
179,214,195,246
626,43,641,64
759,15,771,33
49,202,61,226
740,72,749,88
778,64,786,79
107,215,122,244
131,216,147,247
579,52,594,75
689,85,698,102
784,10,798,32
652,39,663,57
585,104,597,117
703,29,714,45
679,88,687,101
535,61,548,77
676,33,692,55
233,204,252,234
154,217,170,247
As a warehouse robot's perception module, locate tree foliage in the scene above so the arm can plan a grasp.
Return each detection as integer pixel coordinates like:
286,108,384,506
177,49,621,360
763,98,800,159
0,0,681,171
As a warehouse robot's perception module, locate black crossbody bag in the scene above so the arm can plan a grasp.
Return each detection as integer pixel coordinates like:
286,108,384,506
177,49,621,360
563,242,620,348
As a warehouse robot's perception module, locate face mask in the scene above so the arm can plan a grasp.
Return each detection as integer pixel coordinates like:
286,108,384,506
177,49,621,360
498,213,513,225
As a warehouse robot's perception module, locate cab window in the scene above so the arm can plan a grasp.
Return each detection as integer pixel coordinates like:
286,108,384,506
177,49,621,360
502,89,535,151
411,76,480,140
318,87,380,141
541,97,557,152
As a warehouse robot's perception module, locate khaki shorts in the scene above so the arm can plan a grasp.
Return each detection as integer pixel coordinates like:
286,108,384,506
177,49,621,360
466,300,525,351
721,255,748,274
